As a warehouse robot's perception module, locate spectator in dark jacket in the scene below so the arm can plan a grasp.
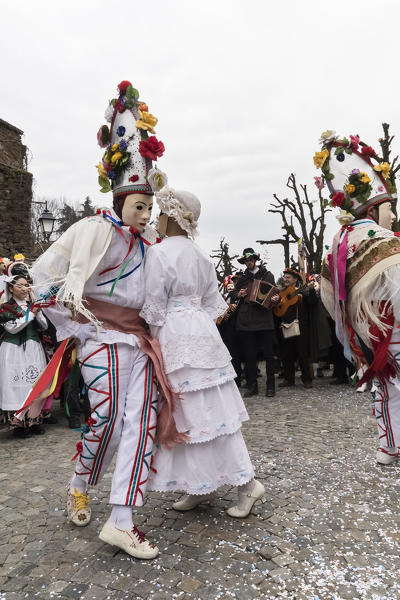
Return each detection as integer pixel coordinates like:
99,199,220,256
231,248,279,398
277,268,318,389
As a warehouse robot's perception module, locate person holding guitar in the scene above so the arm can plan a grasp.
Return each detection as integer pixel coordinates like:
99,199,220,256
276,268,318,389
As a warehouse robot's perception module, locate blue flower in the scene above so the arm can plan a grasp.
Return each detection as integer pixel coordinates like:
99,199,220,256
119,139,128,151
108,170,116,180
336,153,345,162
116,126,126,137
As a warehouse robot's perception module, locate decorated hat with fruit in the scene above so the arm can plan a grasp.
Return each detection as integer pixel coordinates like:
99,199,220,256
96,80,167,198
313,130,396,220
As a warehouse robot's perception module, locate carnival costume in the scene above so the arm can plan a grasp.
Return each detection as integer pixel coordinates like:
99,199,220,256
316,130,400,464
31,80,176,558
0,279,48,434
141,187,265,517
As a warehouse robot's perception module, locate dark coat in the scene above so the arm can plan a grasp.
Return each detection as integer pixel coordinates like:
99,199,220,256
231,265,276,331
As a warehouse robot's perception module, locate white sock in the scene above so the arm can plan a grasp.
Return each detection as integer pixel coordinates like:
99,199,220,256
69,475,87,495
110,505,133,530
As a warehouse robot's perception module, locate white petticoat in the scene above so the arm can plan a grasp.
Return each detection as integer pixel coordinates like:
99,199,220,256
148,379,254,494
0,340,47,411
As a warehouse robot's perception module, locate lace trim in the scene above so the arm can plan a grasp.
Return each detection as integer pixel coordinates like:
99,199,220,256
172,371,236,394
183,411,248,444
161,334,231,373
140,302,166,326
148,471,254,495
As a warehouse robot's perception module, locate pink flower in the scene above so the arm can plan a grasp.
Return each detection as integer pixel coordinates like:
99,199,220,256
378,185,384,192
314,176,325,191
97,125,110,148
349,135,360,151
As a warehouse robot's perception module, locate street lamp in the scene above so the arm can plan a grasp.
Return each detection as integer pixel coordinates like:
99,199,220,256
32,201,56,241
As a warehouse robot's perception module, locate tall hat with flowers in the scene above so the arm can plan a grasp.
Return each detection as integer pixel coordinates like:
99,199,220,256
96,80,168,198
313,130,396,223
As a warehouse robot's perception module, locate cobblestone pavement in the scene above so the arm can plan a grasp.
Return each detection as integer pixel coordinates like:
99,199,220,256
1,377,400,600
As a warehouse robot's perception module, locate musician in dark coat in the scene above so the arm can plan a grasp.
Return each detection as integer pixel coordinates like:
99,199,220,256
231,248,279,398
277,268,317,389
217,275,243,382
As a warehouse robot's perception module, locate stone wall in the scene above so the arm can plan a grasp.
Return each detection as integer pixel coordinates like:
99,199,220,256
0,119,32,258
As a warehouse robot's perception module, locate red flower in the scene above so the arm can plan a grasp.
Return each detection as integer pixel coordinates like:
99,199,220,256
87,417,96,427
352,244,356,251
361,145,376,158
129,174,139,182
331,192,345,208
118,80,132,95
139,136,165,161
346,226,354,232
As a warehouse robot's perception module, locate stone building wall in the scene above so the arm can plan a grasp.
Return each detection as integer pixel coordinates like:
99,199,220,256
0,119,32,258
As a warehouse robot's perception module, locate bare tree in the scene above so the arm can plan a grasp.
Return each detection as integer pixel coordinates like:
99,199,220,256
375,123,400,230
30,196,64,257
259,173,330,273
210,238,239,286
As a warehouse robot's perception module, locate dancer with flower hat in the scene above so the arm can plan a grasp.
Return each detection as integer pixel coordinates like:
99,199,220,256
140,186,265,518
316,130,400,466
32,80,180,559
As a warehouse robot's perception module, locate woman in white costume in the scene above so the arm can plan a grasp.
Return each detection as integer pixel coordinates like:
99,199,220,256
0,275,48,436
141,185,265,517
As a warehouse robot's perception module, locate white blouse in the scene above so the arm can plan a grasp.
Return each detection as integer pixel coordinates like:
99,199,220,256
140,236,230,374
36,215,148,347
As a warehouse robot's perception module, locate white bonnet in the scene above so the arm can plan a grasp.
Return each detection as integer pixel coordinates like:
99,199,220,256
155,186,201,238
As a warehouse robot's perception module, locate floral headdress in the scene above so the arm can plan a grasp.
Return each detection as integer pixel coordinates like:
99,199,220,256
96,80,166,198
223,275,233,289
313,130,396,224
155,187,201,239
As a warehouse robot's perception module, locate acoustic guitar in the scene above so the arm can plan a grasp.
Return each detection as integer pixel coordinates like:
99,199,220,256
273,282,312,318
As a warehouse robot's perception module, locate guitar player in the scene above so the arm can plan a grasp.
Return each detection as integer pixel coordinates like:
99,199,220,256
277,268,318,389
231,248,280,398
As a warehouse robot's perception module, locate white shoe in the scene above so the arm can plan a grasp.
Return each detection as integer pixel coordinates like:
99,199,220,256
172,493,215,511
99,520,159,559
226,480,266,518
376,449,399,465
67,488,91,527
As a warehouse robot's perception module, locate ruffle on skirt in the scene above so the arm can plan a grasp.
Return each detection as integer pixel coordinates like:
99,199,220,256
148,429,254,495
148,379,254,495
172,378,249,443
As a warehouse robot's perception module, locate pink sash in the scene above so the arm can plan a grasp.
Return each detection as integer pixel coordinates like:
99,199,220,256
76,296,187,448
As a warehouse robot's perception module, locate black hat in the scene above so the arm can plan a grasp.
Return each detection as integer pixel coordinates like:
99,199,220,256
283,267,302,281
238,248,260,265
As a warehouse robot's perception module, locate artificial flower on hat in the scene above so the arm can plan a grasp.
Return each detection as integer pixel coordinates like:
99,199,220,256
313,130,396,218
96,80,166,197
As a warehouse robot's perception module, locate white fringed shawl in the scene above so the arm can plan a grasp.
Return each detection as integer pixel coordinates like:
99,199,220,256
321,221,400,349
33,215,114,324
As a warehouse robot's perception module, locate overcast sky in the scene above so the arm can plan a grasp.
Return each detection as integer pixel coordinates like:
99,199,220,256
2,0,399,275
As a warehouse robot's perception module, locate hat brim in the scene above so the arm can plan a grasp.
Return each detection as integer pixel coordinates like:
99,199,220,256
238,254,260,264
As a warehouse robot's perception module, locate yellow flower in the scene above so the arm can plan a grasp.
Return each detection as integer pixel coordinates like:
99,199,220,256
373,162,391,179
313,149,329,169
360,172,371,184
346,184,356,194
111,152,122,164
111,143,119,151
136,110,158,134
96,162,108,178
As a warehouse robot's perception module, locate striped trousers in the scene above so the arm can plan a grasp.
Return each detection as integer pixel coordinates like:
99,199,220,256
73,340,157,506
373,329,400,454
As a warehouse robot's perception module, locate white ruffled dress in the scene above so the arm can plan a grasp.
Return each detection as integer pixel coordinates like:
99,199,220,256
140,236,254,495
